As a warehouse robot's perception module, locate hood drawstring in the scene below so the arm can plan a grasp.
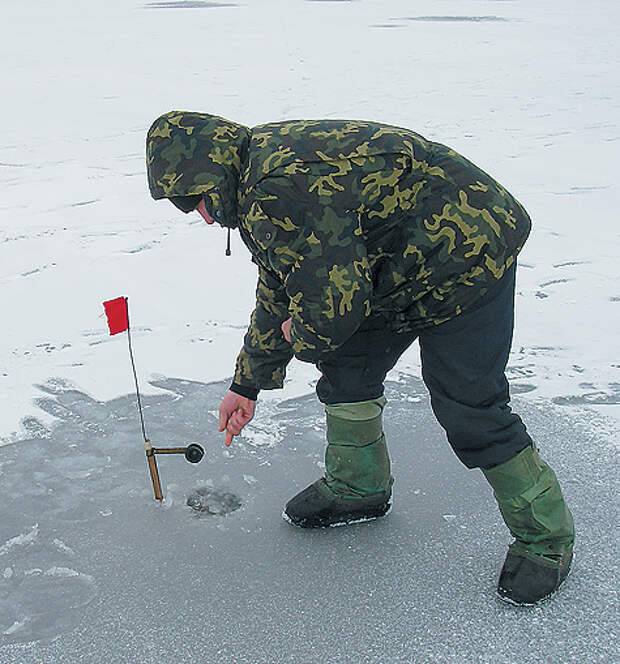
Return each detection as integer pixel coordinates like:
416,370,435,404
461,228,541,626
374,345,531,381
226,228,231,256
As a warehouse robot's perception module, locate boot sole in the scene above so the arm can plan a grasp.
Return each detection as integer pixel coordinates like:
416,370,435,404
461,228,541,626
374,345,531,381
282,499,392,529
496,553,574,607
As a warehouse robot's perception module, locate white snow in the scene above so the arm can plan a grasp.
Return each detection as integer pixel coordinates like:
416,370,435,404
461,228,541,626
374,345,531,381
44,567,94,582
2,620,29,638
1,0,619,444
0,525,39,557
52,539,76,556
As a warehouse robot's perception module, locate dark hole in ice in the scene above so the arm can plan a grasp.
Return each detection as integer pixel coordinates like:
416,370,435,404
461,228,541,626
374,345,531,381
186,487,242,515
145,1,237,8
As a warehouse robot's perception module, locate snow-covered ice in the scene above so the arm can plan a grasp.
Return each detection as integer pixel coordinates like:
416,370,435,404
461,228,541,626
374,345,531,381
1,0,619,661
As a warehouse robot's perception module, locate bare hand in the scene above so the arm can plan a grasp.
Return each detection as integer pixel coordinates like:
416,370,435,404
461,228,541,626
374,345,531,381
281,318,292,343
218,390,256,446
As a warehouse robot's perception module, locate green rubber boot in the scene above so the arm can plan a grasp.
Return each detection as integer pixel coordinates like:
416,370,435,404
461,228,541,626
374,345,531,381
483,445,575,605
283,397,393,528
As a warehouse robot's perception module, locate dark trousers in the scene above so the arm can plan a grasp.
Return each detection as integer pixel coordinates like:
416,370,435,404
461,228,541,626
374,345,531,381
315,265,533,469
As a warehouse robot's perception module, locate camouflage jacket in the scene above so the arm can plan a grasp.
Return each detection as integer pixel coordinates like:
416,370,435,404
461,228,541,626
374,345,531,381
146,112,531,397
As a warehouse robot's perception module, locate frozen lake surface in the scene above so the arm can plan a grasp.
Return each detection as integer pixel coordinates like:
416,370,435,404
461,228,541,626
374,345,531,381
1,0,619,660
0,377,618,663
1,0,619,443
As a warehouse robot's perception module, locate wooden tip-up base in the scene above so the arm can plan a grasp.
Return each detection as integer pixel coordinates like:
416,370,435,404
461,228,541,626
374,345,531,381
143,439,204,501
145,443,163,501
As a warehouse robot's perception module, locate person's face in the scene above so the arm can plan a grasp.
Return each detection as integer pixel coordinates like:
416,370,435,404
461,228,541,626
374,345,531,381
196,199,215,224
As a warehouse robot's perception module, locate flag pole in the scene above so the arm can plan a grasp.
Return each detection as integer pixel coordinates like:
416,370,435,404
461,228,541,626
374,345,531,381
126,323,147,442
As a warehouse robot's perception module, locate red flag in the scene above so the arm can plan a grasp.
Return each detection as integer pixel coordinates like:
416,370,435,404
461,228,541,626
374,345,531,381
103,297,129,335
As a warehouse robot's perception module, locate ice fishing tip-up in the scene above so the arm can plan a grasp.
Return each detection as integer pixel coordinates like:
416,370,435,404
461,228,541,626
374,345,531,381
102,296,206,502
145,439,205,502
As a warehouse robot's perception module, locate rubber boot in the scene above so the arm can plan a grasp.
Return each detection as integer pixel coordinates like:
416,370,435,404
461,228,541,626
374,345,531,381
284,397,393,528
483,445,575,605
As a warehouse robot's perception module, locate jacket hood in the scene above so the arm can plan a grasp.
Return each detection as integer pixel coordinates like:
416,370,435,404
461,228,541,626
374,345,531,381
146,111,250,228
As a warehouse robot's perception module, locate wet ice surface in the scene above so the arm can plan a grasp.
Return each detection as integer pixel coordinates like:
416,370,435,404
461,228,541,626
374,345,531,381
0,376,617,663
1,0,619,446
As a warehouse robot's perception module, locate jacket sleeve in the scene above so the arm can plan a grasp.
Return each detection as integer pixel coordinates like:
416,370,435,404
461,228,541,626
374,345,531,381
255,191,373,364
231,264,295,396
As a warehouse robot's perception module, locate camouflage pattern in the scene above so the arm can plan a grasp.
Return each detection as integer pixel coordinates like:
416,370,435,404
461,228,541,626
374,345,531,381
146,112,531,394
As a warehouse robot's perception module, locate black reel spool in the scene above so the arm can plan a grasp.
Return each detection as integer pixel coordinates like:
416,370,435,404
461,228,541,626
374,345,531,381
184,443,204,464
